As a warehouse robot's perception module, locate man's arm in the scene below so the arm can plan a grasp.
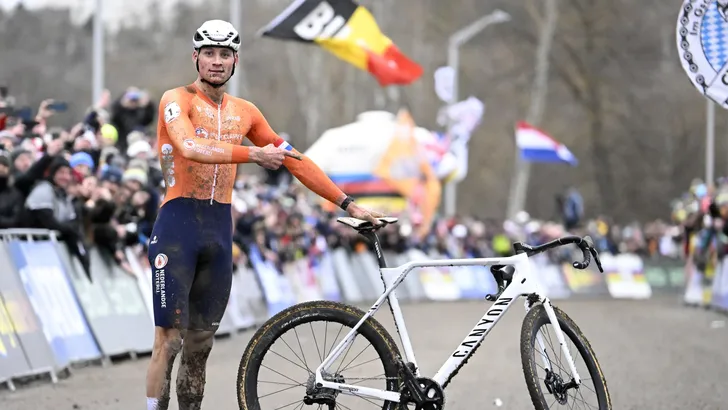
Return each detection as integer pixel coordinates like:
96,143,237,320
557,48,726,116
246,102,347,207
159,90,254,164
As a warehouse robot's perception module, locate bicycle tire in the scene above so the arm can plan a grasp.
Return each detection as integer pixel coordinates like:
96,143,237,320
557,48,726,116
520,304,612,410
237,300,403,410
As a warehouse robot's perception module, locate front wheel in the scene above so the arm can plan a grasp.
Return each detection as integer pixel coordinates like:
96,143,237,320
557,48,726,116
520,303,611,410
237,300,403,410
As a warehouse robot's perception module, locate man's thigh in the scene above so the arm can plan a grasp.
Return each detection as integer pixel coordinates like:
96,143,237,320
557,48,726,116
148,232,199,330
187,241,234,331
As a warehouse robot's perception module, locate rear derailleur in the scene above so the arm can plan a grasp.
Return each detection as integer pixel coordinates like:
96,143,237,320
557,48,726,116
398,362,445,410
303,371,344,410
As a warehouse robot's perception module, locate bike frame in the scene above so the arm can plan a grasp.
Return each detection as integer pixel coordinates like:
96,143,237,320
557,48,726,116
314,242,583,404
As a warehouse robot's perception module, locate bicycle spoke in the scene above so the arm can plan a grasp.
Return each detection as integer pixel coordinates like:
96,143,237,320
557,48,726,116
273,398,304,410
341,357,382,373
310,322,323,362
334,334,358,374
259,383,306,399
339,343,372,373
268,349,311,374
259,380,301,387
326,324,345,359
261,363,303,386
279,336,311,374
293,327,311,373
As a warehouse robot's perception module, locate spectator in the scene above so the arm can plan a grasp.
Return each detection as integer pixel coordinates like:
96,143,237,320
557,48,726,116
111,87,154,155
19,156,91,278
0,152,23,228
70,151,95,177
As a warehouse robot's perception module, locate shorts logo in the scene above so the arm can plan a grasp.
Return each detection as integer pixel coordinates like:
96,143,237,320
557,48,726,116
677,0,728,107
161,144,173,155
154,253,168,269
183,139,196,150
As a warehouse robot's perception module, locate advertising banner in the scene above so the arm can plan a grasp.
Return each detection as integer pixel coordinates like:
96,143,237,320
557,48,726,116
602,254,652,299
0,294,31,385
7,240,101,364
248,244,296,316
0,243,57,374
331,248,365,303
560,263,609,296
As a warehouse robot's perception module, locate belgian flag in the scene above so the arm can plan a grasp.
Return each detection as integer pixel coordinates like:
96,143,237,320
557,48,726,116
259,0,423,87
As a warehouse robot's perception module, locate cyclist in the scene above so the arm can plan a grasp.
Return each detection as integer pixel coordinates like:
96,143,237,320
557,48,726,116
145,19,383,410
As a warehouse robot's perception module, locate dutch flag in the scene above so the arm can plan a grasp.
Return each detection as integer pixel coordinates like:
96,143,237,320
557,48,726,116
515,121,578,166
275,138,294,151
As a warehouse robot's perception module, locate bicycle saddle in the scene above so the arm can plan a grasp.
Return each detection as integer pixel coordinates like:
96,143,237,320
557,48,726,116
337,216,399,230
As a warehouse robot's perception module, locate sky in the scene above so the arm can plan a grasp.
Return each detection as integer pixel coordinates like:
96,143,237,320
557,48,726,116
0,0,205,32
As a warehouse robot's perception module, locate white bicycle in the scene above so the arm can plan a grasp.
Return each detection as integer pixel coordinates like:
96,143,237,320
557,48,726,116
237,217,611,410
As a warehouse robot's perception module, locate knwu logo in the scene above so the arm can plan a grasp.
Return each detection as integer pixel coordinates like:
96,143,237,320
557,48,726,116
154,253,168,269
294,1,351,41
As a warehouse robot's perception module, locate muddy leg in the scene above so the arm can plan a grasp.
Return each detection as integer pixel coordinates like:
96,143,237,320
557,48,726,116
176,330,215,410
146,327,183,410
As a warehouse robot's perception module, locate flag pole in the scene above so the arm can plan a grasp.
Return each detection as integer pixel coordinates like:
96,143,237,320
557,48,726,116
443,9,511,217
505,0,559,220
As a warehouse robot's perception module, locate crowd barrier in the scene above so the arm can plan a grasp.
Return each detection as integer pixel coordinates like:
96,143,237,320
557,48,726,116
0,229,681,390
683,255,728,314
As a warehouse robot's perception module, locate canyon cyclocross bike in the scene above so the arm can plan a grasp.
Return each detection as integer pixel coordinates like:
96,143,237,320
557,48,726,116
237,217,611,410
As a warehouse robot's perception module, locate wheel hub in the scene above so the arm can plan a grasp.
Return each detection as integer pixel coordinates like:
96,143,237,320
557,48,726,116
303,372,344,408
544,370,570,405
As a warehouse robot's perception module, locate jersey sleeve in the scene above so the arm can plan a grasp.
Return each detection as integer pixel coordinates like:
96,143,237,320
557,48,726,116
246,102,346,207
159,90,252,164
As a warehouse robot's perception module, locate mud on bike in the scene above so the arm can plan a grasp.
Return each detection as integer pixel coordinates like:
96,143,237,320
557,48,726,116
237,217,611,410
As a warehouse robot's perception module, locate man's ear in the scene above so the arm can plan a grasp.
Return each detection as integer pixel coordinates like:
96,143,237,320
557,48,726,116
192,49,199,62
234,53,239,66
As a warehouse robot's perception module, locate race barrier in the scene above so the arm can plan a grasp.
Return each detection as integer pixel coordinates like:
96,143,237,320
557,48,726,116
683,255,728,314
0,228,671,390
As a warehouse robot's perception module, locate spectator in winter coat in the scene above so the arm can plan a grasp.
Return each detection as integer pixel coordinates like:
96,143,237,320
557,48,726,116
0,152,23,228
20,156,91,279
110,87,154,154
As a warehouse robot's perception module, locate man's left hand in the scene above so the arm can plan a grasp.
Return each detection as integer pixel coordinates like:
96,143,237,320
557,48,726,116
346,202,385,227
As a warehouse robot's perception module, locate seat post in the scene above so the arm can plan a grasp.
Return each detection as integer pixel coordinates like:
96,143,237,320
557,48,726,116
359,230,388,269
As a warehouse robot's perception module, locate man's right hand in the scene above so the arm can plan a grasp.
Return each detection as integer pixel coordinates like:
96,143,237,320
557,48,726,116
251,144,301,170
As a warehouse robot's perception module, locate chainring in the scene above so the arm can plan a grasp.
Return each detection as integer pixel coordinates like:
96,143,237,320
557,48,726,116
399,377,445,410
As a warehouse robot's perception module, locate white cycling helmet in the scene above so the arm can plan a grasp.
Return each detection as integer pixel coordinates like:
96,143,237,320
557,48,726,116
192,20,241,52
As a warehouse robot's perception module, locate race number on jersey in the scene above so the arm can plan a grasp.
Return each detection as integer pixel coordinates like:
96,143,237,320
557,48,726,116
164,101,182,124
677,0,728,108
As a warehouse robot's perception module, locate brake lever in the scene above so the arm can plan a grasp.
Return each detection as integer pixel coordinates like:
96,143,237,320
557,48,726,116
589,247,604,273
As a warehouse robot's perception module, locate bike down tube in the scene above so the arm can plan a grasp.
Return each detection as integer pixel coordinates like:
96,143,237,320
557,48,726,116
432,254,534,387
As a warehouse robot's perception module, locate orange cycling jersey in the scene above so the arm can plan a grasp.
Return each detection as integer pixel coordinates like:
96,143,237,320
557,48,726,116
156,83,344,207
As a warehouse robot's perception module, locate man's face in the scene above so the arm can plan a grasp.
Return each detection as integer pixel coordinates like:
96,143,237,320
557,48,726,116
53,166,72,189
194,47,237,87
13,153,32,173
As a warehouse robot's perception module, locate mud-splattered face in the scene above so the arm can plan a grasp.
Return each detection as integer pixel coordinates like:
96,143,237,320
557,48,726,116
193,47,238,88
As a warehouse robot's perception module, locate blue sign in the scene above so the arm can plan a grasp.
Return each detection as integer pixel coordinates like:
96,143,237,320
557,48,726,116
7,240,101,364
248,245,296,316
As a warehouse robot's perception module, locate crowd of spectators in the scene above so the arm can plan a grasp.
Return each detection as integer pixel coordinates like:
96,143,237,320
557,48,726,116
0,85,689,283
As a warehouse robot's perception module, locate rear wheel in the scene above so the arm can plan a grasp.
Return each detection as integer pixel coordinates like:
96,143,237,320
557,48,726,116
237,300,403,410
520,303,611,409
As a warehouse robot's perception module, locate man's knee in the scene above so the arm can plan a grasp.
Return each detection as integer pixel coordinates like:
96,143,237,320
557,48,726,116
153,327,183,358
183,330,215,352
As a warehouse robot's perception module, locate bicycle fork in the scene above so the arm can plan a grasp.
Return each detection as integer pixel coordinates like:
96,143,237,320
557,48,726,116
528,298,582,386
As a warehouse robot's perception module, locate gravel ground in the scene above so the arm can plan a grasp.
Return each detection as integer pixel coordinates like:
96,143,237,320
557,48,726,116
1,294,726,410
